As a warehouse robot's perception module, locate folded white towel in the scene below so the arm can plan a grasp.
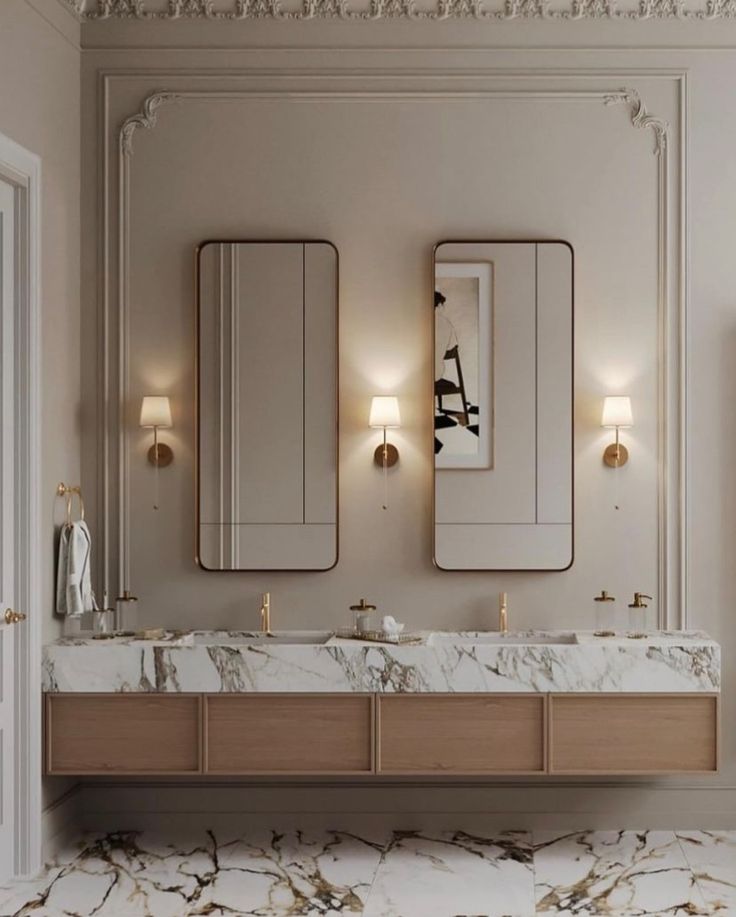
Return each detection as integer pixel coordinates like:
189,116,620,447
56,521,98,616
381,615,405,636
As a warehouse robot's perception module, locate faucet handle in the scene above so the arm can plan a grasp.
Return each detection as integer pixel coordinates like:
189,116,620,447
628,592,653,609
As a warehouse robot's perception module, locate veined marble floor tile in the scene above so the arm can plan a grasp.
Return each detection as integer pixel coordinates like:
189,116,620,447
0,827,388,917
533,830,710,916
677,830,736,915
362,829,535,917
2,826,729,917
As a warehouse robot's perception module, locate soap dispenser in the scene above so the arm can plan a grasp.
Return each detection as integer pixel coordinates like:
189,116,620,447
627,592,653,636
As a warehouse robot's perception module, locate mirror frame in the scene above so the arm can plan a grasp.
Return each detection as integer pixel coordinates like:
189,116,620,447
432,239,575,572
194,239,340,572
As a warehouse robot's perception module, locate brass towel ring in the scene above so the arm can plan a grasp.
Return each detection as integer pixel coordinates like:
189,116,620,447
57,482,85,527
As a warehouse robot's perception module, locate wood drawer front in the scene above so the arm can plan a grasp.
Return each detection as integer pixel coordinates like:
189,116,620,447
205,694,374,774
550,695,719,774
45,695,201,775
378,695,545,774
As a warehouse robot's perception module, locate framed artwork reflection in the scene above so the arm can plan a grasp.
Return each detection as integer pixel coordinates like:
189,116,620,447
434,261,494,470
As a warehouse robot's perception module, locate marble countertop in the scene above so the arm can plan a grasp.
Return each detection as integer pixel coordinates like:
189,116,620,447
42,629,720,694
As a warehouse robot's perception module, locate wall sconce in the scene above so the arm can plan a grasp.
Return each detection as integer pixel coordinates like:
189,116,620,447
369,395,401,510
140,396,174,466
140,396,173,511
601,395,633,467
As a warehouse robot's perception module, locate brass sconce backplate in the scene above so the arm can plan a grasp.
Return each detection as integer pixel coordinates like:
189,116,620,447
603,443,629,468
148,443,174,467
374,443,399,468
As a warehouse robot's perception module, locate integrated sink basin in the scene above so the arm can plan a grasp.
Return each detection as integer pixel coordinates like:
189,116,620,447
189,630,333,646
428,632,579,646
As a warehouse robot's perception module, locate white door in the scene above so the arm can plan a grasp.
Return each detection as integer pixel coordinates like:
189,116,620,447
0,175,17,879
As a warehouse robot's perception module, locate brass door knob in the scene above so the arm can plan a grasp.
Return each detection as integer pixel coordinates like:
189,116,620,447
4,609,27,625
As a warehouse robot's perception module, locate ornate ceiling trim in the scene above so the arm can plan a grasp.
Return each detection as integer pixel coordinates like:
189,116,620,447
62,0,736,20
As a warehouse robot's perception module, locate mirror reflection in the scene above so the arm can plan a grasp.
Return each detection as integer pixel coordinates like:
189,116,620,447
197,241,338,571
434,241,573,571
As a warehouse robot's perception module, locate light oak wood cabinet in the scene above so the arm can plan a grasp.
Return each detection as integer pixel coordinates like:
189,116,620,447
377,694,545,774
45,694,202,775
549,694,719,774
205,694,374,774
44,692,719,777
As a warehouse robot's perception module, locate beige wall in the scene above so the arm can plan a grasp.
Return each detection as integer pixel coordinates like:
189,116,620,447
76,25,736,820
0,0,81,812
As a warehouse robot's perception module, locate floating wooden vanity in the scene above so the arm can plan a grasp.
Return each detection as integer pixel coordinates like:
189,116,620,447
44,691,719,777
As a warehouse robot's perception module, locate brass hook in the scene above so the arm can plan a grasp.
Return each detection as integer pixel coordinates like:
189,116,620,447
57,483,85,526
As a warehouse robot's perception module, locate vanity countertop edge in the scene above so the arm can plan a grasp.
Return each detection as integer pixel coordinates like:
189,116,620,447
41,630,720,695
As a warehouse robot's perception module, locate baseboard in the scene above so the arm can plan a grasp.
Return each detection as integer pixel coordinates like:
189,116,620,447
42,783,82,863
76,780,736,833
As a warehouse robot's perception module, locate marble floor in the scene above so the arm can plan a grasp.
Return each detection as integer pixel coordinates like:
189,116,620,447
0,828,733,916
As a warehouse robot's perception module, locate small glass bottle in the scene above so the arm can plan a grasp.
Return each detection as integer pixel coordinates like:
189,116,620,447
593,590,616,636
115,590,139,633
349,598,376,635
92,591,115,634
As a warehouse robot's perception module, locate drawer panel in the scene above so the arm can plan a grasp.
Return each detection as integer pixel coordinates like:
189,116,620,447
550,695,719,774
205,694,374,774
378,694,545,774
45,694,201,775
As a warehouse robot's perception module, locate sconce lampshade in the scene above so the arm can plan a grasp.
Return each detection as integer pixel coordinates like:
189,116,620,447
140,396,172,429
369,396,401,429
601,396,633,429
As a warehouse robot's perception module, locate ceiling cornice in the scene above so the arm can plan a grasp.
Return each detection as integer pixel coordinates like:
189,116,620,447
61,0,736,20
58,0,83,16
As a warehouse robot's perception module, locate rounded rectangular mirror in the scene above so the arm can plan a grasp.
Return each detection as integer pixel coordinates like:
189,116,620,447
197,241,338,571
433,240,573,571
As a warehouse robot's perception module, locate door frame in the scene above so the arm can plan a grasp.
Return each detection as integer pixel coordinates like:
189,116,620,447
0,131,42,878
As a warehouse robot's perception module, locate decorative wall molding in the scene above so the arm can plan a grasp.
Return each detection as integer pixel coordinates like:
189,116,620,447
105,76,685,629
604,89,668,156
62,0,736,20
120,91,180,155
0,131,43,877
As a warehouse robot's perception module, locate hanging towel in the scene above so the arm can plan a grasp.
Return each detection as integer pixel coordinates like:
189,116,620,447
56,521,98,616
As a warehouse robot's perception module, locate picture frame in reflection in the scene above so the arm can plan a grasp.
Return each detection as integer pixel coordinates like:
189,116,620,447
434,261,494,470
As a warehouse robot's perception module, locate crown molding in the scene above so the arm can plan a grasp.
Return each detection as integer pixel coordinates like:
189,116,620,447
58,0,83,17
62,0,736,21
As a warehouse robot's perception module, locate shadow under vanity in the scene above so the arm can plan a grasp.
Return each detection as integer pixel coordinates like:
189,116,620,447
44,240,721,778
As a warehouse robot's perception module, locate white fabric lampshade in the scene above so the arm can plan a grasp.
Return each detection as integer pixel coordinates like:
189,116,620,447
601,396,633,429
369,396,401,429
140,395,172,429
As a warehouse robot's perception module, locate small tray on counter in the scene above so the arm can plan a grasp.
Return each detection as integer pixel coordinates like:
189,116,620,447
334,628,424,646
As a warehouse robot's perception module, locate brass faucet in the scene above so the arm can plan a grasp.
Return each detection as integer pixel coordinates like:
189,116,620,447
260,592,272,635
498,592,509,635
628,592,653,609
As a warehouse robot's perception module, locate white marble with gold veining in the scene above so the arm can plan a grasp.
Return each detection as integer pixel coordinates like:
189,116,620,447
534,829,710,916
3,828,732,916
41,630,720,695
677,830,736,915
0,828,387,917
362,829,535,917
